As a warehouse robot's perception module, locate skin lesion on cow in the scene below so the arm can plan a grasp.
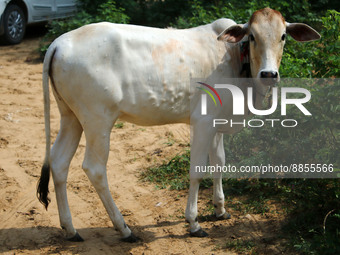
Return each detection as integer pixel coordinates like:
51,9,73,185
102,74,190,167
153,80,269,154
151,39,182,72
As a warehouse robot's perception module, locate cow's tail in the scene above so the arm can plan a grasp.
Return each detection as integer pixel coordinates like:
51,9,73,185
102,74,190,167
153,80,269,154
37,44,57,210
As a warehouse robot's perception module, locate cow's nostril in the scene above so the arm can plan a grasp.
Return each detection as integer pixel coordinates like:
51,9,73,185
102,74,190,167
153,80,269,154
260,71,278,78
260,71,269,78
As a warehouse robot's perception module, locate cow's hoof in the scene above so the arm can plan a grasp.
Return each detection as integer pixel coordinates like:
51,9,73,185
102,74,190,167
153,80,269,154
190,228,208,237
216,212,231,220
121,233,141,243
67,232,84,242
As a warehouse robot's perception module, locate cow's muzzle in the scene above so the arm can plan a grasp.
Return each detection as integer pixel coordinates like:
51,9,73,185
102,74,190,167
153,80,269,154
259,71,279,86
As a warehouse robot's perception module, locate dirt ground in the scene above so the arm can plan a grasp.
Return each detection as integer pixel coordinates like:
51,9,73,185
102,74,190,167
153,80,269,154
0,33,288,254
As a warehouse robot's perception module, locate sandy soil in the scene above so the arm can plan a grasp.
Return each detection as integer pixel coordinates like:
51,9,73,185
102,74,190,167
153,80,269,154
0,35,288,254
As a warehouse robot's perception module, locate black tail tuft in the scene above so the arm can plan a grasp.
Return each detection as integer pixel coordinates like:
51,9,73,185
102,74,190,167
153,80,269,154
37,163,51,210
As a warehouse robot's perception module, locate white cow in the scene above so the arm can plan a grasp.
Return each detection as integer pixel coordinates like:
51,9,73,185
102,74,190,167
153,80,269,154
37,8,320,242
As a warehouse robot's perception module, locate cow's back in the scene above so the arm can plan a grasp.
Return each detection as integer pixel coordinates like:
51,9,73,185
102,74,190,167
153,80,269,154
49,20,236,126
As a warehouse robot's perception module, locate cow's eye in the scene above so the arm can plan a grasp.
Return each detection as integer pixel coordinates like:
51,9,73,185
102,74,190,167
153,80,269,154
281,34,286,41
249,34,255,42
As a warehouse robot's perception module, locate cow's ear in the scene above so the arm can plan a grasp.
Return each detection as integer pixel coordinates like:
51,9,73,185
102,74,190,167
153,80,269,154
286,22,321,42
217,24,248,43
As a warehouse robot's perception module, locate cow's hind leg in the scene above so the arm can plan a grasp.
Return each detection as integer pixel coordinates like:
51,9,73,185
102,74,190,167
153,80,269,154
51,101,83,241
81,114,139,243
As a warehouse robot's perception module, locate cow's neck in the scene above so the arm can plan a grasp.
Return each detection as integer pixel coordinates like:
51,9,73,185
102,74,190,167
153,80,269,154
237,80,267,119
237,40,271,118
252,84,271,113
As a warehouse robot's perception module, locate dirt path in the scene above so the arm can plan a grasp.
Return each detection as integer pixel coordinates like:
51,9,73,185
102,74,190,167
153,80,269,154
0,36,287,254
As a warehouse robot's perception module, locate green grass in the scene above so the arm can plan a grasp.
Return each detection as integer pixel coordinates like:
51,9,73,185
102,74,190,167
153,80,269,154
114,122,124,129
141,150,212,190
227,197,271,215
141,150,190,190
225,239,257,254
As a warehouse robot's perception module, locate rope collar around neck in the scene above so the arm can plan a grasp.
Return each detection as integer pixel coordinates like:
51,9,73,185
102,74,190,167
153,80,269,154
240,40,251,78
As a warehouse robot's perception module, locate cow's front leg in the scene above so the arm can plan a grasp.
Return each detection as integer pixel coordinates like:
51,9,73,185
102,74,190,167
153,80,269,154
186,175,207,237
209,133,231,220
185,123,215,237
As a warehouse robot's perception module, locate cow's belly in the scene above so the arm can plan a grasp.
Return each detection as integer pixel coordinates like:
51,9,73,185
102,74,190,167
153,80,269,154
116,53,195,125
118,79,192,126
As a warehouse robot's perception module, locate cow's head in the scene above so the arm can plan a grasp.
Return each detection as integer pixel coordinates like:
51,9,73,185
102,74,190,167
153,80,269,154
217,8,320,85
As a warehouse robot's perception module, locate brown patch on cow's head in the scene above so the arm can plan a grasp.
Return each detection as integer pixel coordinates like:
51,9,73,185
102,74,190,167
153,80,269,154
249,7,285,25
